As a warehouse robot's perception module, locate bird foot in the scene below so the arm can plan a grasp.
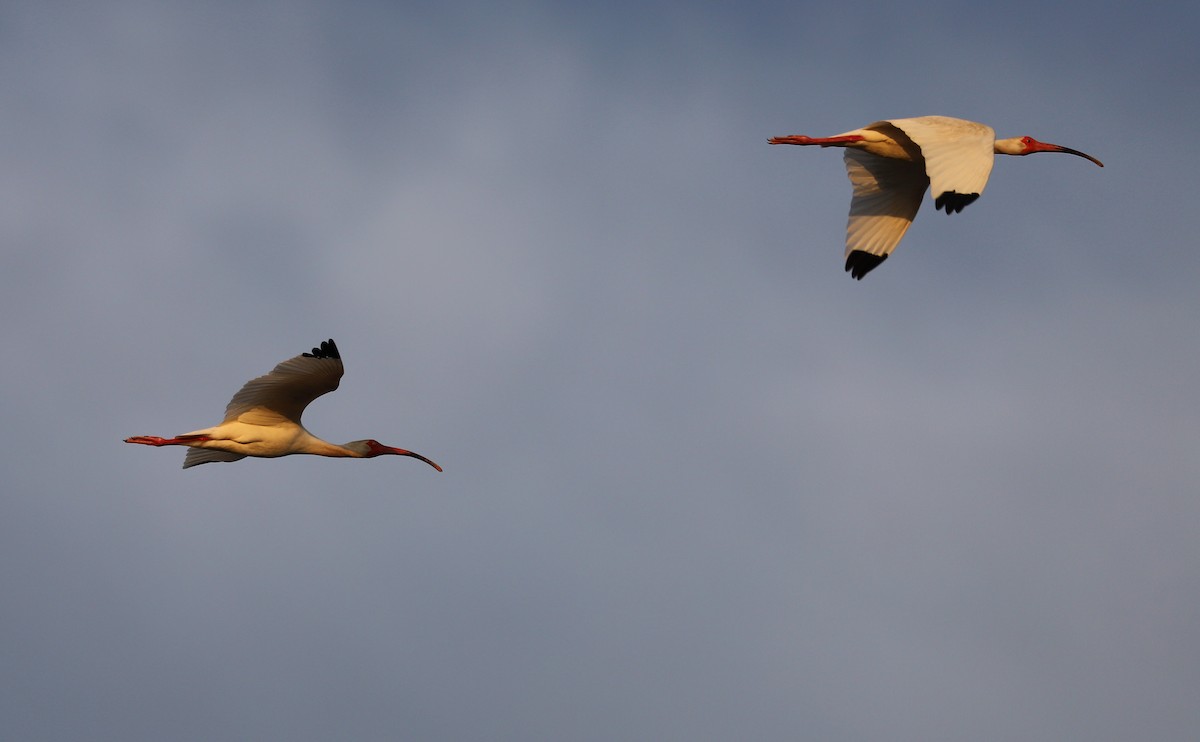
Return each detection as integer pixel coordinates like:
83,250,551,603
125,435,169,446
768,134,864,146
769,135,815,145
125,434,211,446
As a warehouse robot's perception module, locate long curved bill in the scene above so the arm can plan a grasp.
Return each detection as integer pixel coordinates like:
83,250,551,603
1040,142,1104,167
388,447,443,472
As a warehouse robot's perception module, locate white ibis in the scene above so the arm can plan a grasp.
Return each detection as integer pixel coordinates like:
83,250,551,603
769,115,1103,279
125,339,442,471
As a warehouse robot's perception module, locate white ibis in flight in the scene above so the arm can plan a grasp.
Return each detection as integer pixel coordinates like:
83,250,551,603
769,115,1103,279
125,339,442,471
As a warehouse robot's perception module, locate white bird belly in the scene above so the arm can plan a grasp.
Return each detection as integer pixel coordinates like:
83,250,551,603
182,421,309,458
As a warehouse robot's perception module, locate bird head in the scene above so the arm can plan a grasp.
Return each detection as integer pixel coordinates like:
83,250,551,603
995,136,1103,166
347,439,443,471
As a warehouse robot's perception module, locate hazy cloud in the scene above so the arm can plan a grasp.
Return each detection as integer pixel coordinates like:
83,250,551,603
2,2,1197,740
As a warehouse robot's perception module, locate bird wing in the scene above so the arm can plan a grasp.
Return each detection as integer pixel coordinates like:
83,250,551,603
182,448,248,469
843,149,927,267
221,339,344,426
884,116,995,212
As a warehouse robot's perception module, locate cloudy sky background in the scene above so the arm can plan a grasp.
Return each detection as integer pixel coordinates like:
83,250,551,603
3,1,1198,739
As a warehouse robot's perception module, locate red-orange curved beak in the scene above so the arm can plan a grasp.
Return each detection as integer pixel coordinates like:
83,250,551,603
396,444,444,468
1028,139,1104,167
370,441,443,471
391,448,442,472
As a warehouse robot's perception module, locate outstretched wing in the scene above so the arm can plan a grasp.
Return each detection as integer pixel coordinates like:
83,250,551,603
842,149,927,279
885,116,995,213
221,339,344,426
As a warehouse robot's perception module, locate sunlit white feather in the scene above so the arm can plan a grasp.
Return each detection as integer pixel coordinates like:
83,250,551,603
882,116,996,202
843,149,926,259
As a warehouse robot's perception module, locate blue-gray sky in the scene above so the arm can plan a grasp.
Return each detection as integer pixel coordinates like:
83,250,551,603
3,1,1198,739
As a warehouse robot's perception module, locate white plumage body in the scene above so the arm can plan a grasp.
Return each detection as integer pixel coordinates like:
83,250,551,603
769,115,1103,279
126,339,442,471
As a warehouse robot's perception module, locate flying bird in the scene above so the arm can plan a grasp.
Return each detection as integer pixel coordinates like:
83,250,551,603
125,339,443,471
769,115,1103,279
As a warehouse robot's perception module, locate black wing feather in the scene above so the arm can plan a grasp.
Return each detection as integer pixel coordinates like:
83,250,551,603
303,339,340,360
934,191,979,214
845,251,889,280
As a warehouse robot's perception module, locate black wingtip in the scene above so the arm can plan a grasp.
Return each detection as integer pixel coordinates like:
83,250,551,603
845,251,887,280
302,338,340,360
934,191,979,214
